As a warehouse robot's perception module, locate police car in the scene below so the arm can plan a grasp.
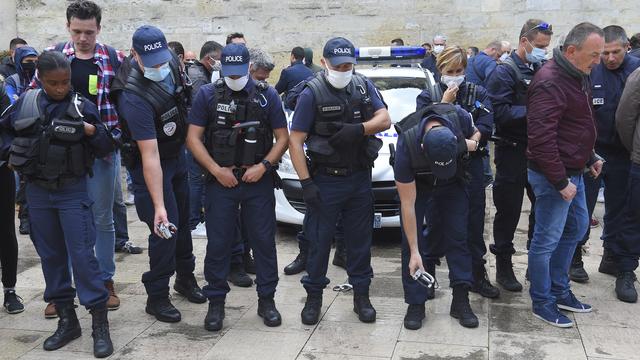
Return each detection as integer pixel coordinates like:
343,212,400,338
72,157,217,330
275,46,436,228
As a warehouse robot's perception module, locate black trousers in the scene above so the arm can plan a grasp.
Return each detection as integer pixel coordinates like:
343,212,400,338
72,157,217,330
491,144,536,256
0,165,18,288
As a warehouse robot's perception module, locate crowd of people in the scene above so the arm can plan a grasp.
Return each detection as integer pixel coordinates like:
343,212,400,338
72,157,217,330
0,0,639,358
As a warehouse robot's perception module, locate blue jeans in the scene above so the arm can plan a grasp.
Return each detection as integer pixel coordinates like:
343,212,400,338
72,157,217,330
528,170,588,308
113,154,130,249
186,150,205,230
87,153,117,282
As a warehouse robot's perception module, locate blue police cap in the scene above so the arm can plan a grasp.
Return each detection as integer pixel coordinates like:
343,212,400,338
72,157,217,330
422,125,458,180
221,43,250,77
323,37,357,66
132,25,172,67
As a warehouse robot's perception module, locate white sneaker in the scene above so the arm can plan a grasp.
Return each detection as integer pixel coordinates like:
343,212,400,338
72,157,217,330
125,193,135,206
597,187,604,203
191,222,207,238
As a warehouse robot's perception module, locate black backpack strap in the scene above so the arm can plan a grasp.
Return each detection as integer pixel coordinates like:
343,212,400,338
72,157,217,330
105,45,121,73
431,82,443,103
15,89,42,124
502,57,523,83
464,82,477,109
53,42,66,53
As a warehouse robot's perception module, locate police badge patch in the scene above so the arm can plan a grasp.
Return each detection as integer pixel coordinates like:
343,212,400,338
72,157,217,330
163,122,177,136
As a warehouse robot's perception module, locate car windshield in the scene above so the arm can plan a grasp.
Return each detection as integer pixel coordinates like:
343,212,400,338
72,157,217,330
369,77,426,124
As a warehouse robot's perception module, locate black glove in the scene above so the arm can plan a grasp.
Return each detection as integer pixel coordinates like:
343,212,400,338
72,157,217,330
301,178,322,209
328,123,364,148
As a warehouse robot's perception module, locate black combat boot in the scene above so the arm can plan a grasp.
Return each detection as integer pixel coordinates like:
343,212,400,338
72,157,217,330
471,265,501,298
174,273,206,303
90,306,113,358
301,293,323,325
227,263,253,287
332,239,347,270
450,285,479,328
353,291,376,323
425,262,437,300
569,246,589,283
145,297,181,323
598,248,618,276
43,302,81,351
615,272,638,303
495,255,522,292
204,297,225,331
284,251,307,275
257,295,282,327
403,303,426,330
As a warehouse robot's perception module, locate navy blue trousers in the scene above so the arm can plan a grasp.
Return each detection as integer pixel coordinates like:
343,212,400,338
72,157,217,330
301,170,374,295
610,163,640,272
27,179,108,309
203,173,278,299
467,154,488,267
401,181,473,304
128,153,196,300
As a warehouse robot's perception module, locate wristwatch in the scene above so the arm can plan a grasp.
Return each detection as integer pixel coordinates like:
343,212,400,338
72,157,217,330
261,159,272,171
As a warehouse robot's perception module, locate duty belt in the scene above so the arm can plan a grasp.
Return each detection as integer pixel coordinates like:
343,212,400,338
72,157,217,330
315,165,366,177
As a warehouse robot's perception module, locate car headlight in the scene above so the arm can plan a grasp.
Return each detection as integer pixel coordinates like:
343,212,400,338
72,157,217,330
278,151,297,176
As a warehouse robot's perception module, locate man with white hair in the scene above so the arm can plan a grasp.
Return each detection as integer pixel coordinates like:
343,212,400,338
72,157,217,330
421,34,447,80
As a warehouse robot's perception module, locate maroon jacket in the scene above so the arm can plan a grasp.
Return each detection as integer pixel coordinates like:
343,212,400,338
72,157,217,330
526,51,597,191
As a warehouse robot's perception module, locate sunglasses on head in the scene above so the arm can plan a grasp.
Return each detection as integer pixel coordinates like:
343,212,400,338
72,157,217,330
522,22,553,38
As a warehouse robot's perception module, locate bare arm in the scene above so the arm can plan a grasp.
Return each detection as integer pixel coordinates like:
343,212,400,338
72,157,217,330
137,139,169,235
242,127,289,183
289,130,310,180
396,180,424,275
362,108,391,135
186,124,238,188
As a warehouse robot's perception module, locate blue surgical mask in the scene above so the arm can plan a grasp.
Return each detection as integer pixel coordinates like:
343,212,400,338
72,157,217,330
144,62,171,82
525,40,546,64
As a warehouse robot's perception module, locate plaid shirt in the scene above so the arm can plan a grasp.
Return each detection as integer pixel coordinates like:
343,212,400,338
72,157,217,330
32,42,125,130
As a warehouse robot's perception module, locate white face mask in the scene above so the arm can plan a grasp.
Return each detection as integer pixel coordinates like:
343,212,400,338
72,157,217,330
499,53,509,62
144,62,171,82
325,66,353,89
224,75,248,91
433,45,445,55
211,70,220,83
441,75,465,88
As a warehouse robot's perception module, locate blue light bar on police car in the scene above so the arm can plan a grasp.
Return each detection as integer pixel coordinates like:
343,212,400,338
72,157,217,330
356,46,426,61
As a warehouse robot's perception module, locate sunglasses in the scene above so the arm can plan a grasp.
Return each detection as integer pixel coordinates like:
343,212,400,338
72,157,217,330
522,22,553,38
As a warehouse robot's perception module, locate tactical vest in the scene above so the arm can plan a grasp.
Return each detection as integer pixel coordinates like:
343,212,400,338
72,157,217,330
430,82,479,119
396,103,469,186
501,56,533,106
305,73,382,170
205,79,273,167
113,56,187,166
8,89,94,189
494,56,534,143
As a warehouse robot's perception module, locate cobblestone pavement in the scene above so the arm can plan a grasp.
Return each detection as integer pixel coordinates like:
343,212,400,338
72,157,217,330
1,191,638,360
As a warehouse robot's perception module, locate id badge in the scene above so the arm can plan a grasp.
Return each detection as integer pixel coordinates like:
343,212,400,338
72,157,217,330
88,74,98,96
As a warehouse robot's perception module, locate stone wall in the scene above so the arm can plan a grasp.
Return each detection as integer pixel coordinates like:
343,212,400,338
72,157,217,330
2,0,639,74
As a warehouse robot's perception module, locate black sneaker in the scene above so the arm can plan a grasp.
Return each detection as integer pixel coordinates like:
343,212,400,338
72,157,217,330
471,266,500,299
3,290,25,314
599,248,618,276
615,272,638,303
116,241,143,254
569,247,589,283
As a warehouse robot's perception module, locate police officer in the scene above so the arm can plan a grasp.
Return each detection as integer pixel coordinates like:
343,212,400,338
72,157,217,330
0,51,113,357
395,103,481,330
574,26,640,282
275,47,314,96
416,46,499,299
486,19,552,291
113,25,205,323
289,37,391,325
186,43,289,331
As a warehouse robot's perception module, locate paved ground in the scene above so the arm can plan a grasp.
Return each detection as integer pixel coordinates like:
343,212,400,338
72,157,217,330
1,190,639,360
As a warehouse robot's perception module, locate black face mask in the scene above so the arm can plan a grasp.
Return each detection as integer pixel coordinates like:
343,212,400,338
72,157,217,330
21,62,36,76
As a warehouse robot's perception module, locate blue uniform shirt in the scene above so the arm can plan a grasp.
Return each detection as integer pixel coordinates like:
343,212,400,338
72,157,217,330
421,54,440,82
189,77,287,130
290,78,385,133
465,52,497,87
394,106,474,184
416,82,494,144
275,61,314,95
589,55,640,151
117,64,176,141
